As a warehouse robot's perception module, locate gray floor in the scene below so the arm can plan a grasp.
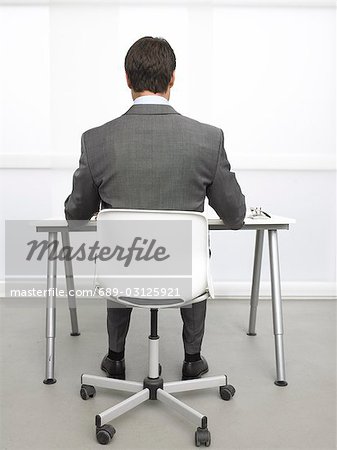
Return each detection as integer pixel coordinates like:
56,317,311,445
0,297,336,450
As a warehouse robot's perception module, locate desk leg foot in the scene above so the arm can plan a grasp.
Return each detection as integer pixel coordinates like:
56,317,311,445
275,380,288,387
71,332,81,336
247,230,264,335
43,378,57,385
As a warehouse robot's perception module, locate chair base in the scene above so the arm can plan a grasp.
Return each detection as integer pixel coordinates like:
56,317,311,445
81,310,234,446
80,372,234,447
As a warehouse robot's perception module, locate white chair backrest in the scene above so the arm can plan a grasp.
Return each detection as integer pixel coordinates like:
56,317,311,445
95,209,214,309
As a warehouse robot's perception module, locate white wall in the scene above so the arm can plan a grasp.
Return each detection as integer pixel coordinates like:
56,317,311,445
0,1,336,298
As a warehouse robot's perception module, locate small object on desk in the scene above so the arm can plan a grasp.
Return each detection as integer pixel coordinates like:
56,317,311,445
248,207,271,219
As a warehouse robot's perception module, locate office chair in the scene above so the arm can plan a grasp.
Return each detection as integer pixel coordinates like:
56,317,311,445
80,209,235,447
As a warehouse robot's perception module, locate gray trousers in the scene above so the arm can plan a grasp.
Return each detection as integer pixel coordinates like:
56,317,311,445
107,299,207,355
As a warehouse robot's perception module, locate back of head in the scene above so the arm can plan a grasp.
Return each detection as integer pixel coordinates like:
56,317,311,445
125,36,176,94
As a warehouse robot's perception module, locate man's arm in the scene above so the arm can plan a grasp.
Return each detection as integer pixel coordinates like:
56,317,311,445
206,129,246,229
64,133,100,220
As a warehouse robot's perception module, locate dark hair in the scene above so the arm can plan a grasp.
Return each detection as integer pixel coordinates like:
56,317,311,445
124,36,176,94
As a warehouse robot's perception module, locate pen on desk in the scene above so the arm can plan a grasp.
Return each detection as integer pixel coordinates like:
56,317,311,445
262,211,271,218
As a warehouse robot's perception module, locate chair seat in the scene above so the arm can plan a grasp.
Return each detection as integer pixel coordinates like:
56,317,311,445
118,296,185,306
111,291,210,309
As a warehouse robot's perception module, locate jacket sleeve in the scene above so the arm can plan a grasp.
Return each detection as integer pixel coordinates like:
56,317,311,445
206,129,246,230
64,133,100,221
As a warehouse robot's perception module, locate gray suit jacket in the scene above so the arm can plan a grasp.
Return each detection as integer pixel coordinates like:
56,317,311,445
65,104,246,229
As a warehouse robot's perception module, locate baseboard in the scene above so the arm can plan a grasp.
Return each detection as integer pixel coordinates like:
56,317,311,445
1,279,336,300
213,281,337,299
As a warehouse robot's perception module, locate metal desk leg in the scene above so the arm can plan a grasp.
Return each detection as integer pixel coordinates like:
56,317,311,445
247,229,264,336
43,231,58,385
61,231,80,336
268,230,288,387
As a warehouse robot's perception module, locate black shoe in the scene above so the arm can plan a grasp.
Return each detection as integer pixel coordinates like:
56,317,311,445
101,355,125,380
182,356,209,380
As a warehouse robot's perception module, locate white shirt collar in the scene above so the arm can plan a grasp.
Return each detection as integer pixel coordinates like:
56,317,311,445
133,95,170,105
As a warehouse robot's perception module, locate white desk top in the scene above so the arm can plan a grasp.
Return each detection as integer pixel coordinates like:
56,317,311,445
35,214,295,232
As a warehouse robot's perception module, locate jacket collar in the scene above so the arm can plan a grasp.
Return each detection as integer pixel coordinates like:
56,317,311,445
123,104,180,116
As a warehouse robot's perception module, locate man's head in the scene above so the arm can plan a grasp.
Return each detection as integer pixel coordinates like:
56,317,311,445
125,36,176,99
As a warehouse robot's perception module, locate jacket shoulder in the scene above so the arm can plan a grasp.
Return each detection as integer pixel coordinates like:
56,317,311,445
178,114,220,133
175,114,222,145
82,115,124,142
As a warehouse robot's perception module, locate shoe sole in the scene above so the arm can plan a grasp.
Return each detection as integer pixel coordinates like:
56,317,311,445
181,367,209,381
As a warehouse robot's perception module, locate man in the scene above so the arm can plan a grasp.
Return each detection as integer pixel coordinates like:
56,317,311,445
65,36,246,381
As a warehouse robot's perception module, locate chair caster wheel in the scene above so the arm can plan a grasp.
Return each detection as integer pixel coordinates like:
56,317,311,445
96,424,116,445
80,384,96,400
195,427,211,447
219,384,236,401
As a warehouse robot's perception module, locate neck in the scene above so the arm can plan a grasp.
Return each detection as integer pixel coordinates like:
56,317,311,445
132,90,170,101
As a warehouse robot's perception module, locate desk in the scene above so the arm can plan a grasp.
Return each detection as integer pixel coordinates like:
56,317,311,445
36,215,295,387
